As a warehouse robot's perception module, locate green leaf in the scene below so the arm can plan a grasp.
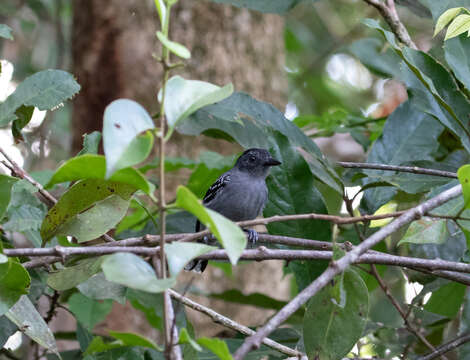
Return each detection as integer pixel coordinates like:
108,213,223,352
434,7,466,36
264,132,331,290
211,0,306,14
3,204,45,232
0,24,13,40
12,105,34,142
179,328,202,351
0,174,17,220
165,242,216,276
0,70,80,127
398,219,448,245
154,0,166,26
47,257,104,291
84,336,122,356
109,330,161,350
103,99,155,178
445,14,470,40
179,92,342,193
77,272,127,304
175,186,246,265
0,261,30,316
197,337,233,360
46,154,152,194
361,101,443,213
77,131,101,156
303,269,369,360
68,293,113,331
162,76,233,139
40,178,136,244
445,34,470,92
102,253,176,293
209,289,288,311
156,31,191,59
57,194,131,243
424,282,466,317
458,164,470,207
0,316,17,348
6,295,59,356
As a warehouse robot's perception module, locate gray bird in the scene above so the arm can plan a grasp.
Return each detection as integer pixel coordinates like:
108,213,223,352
186,148,281,272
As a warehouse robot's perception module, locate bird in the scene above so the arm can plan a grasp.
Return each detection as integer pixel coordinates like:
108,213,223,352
185,148,281,272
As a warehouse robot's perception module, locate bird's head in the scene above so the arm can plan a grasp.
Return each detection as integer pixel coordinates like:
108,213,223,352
235,148,281,178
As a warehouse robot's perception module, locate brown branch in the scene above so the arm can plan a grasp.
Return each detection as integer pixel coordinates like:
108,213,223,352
361,0,417,49
418,333,470,360
337,162,457,179
0,148,57,206
369,266,446,360
232,184,462,359
168,289,305,358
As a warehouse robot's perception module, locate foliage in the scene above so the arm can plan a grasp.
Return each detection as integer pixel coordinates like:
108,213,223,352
1,0,470,359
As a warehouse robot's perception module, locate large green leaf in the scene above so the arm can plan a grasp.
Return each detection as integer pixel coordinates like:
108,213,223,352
165,242,216,276
175,186,246,265
361,101,444,213
445,35,470,92
47,257,104,291
77,272,127,304
162,76,233,139
197,337,233,360
103,99,155,178
458,164,470,207
46,154,152,194
0,175,17,220
398,218,448,246
211,0,307,14
0,260,30,316
68,292,113,331
264,133,331,290
108,330,160,350
40,179,135,244
102,253,175,293
424,282,466,318
178,92,342,193
303,269,369,360
364,19,470,155
6,295,59,356
0,70,80,126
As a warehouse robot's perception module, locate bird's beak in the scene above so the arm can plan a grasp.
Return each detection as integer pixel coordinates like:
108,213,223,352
265,157,281,166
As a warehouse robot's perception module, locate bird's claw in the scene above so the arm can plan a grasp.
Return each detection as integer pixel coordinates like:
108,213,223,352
245,229,258,246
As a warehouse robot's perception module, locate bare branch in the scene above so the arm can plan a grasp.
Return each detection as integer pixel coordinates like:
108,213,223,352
337,162,457,179
361,0,418,49
418,333,470,360
233,184,462,359
168,289,306,358
0,147,57,206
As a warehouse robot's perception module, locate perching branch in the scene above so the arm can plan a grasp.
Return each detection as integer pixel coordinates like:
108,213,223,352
337,161,457,179
168,289,306,358
361,0,418,49
233,184,463,359
418,333,470,360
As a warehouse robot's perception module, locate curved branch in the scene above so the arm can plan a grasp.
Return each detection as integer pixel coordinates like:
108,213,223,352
418,333,470,360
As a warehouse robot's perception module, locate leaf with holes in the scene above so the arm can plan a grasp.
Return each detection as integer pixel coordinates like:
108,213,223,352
0,70,80,126
103,99,155,178
40,179,136,244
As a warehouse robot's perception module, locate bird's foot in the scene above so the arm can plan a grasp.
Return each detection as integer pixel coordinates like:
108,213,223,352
244,229,258,246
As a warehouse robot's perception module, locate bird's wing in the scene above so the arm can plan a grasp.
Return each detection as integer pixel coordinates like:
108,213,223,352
203,173,231,204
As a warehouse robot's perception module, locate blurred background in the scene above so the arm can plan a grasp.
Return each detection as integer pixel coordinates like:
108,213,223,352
0,0,436,351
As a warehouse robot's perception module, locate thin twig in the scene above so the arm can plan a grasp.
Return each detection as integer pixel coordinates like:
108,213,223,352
370,266,446,360
0,147,57,206
232,184,462,359
168,289,306,358
337,162,457,179
418,333,470,360
361,0,417,49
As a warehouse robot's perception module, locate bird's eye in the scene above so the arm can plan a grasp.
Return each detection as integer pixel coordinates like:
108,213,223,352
249,155,256,162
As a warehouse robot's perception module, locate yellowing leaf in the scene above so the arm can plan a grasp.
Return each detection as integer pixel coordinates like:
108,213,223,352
369,200,397,228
